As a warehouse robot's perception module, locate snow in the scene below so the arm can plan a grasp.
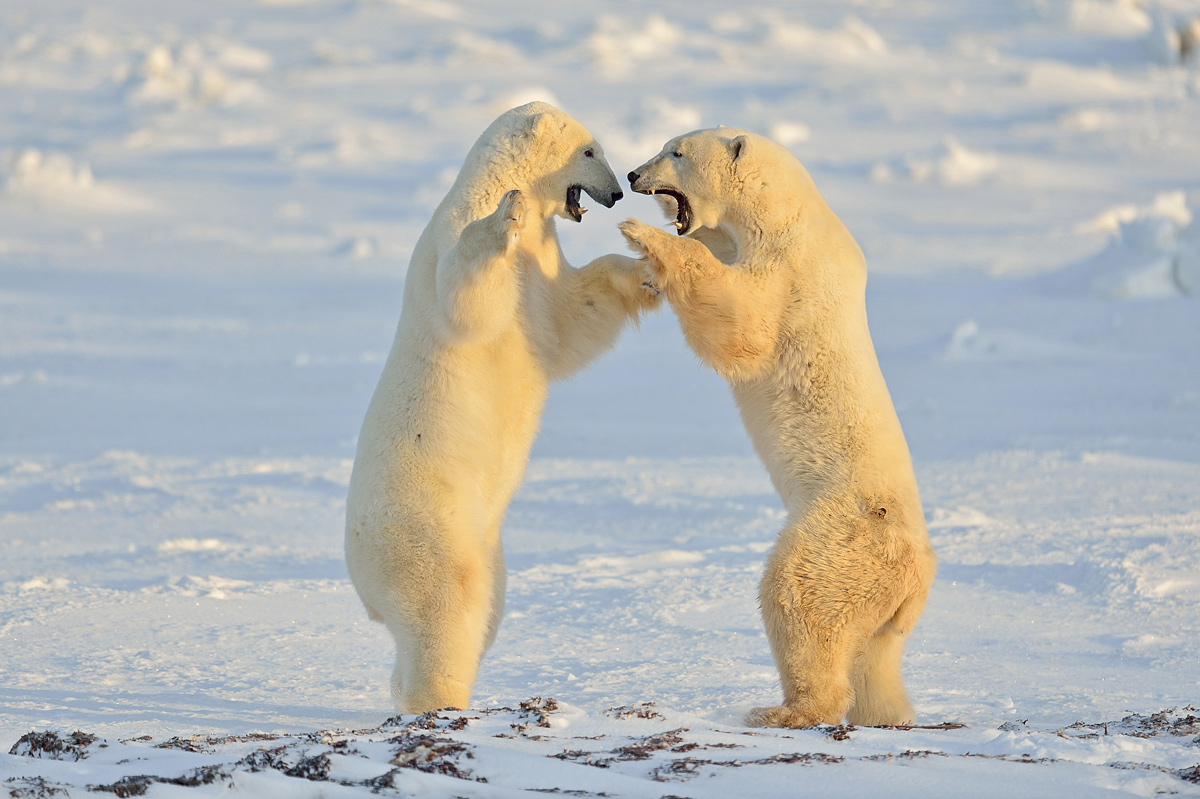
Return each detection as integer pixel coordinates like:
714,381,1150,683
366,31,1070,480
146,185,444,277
1068,190,1200,297
2,0,1200,796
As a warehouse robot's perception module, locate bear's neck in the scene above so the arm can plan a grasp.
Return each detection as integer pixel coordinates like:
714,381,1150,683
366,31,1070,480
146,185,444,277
731,202,865,288
508,193,564,279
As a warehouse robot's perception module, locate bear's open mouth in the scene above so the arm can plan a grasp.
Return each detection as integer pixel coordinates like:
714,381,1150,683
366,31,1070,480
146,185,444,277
566,185,585,222
634,186,692,236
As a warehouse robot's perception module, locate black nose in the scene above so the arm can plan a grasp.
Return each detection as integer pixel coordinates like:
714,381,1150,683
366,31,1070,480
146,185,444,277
611,190,623,203
627,170,639,185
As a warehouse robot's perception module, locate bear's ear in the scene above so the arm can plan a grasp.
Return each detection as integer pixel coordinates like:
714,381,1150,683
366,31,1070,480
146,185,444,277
729,134,749,163
527,111,557,139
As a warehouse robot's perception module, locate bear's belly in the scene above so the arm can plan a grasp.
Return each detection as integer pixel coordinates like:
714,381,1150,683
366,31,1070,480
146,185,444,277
349,324,548,536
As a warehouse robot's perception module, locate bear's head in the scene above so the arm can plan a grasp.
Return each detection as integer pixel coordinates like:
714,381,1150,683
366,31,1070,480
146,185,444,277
627,127,803,237
473,102,624,223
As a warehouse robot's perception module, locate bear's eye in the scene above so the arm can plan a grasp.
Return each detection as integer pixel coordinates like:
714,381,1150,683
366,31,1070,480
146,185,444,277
671,150,683,158
584,149,594,158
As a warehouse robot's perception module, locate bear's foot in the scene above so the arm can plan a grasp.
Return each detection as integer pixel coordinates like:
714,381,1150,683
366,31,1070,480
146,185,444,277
745,704,833,729
846,703,915,728
396,678,473,716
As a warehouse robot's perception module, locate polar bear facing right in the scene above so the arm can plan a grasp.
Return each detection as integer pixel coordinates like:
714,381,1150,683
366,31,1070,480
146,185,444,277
620,128,937,728
346,103,658,714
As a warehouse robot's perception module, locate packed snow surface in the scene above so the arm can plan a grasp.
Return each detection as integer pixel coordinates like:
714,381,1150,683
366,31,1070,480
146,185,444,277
2,0,1199,796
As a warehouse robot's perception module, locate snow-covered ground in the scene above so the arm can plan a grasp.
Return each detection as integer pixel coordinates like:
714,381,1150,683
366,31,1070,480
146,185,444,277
3,0,1200,796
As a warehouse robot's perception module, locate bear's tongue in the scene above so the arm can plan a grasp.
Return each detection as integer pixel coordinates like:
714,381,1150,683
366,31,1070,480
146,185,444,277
565,185,584,222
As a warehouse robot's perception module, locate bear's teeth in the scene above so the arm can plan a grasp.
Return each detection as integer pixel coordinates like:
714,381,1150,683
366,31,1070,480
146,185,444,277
671,220,683,229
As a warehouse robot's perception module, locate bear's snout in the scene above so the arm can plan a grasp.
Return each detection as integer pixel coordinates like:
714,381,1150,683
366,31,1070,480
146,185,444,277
627,170,640,186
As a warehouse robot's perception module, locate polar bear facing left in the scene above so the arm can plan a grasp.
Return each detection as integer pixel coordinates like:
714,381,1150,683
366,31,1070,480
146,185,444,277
346,103,659,713
622,128,936,728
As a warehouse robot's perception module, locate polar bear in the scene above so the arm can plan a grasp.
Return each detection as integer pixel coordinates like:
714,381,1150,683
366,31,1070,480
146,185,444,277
620,128,937,728
345,102,659,714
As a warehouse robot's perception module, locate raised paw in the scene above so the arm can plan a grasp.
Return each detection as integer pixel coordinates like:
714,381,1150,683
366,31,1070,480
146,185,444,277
744,705,824,729
497,189,525,255
618,218,669,257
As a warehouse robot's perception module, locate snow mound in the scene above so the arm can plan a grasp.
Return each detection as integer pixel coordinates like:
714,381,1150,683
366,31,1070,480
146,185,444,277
1075,191,1199,298
912,138,998,187
127,42,267,108
444,30,523,68
168,575,255,599
290,122,410,168
587,15,684,77
767,15,888,60
1057,106,1117,132
601,96,703,165
874,138,1000,187
8,576,70,592
156,538,225,555
0,370,49,388
927,505,997,529
768,120,811,147
2,149,152,214
1069,0,1152,37
944,320,1097,362
1024,61,1142,99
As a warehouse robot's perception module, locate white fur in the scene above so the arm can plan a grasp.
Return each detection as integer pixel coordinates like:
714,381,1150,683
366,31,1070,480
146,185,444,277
346,103,658,714
621,128,937,728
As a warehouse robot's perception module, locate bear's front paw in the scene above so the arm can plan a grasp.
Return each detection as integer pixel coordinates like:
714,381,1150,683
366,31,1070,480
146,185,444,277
497,189,525,255
605,256,662,310
618,218,670,257
744,705,823,729
636,263,663,305
624,262,663,309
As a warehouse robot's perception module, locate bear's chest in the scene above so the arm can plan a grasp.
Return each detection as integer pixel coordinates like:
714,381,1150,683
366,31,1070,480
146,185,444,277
510,249,564,347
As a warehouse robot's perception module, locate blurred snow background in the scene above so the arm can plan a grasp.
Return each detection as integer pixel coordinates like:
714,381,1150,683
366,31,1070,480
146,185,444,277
2,0,1199,796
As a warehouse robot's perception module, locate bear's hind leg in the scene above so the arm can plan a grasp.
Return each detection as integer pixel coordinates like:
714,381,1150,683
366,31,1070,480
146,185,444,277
389,623,485,713
383,555,497,714
846,623,915,727
481,542,507,654
389,656,406,711
747,553,865,728
745,622,860,728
